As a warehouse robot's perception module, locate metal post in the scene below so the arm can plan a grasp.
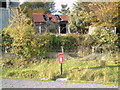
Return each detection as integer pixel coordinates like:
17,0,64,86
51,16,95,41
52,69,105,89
60,63,62,75
60,46,63,76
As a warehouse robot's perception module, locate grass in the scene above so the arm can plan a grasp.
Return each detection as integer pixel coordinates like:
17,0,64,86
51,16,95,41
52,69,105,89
1,58,120,86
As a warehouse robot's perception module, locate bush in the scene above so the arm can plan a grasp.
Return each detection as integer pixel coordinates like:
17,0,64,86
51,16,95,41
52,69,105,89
93,28,118,53
81,28,119,54
46,33,79,52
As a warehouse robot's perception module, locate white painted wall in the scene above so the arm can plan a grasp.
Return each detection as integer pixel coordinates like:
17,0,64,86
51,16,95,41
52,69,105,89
88,26,117,35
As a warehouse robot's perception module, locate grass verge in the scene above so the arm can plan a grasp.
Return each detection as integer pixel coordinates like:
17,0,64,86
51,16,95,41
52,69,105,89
1,58,119,86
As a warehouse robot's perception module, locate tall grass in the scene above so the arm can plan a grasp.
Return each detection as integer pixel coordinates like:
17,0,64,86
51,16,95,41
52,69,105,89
1,57,119,85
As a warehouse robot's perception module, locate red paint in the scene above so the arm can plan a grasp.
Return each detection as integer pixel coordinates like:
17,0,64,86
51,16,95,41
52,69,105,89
58,52,64,64
32,14,69,23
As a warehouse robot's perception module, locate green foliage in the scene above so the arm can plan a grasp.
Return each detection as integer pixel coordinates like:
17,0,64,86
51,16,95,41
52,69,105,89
20,2,55,18
3,26,49,58
88,2,119,27
46,33,79,52
69,2,90,34
2,58,119,85
1,30,13,52
80,27,119,53
92,28,118,53
2,8,49,59
59,4,69,15
69,2,119,33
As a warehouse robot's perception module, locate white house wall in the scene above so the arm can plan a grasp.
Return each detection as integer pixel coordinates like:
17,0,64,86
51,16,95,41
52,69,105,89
88,26,117,35
0,8,10,31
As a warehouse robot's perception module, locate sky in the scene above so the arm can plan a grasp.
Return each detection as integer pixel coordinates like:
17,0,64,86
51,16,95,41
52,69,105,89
19,0,77,10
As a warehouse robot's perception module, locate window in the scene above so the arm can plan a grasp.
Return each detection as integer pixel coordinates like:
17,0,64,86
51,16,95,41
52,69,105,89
55,15,62,21
0,2,6,8
43,15,47,21
49,17,53,21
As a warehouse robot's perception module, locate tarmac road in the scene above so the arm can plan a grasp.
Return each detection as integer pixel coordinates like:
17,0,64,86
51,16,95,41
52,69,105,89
2,79,118,88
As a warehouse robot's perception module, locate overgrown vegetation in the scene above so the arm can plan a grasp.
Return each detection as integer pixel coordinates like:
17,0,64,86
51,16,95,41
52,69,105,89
1,8,49,59
69,2,119,33
1,57,119,85
20,1,55,18
68,2,120,56
47,33,79,52
1,2,120,85
1,2,119,58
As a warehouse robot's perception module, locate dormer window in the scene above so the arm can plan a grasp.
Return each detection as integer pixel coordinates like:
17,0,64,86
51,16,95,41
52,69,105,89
49,17,53,21
43,14,47,21
55,15,62,21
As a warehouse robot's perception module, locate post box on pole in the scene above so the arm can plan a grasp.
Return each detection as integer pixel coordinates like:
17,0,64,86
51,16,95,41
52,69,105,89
58,52,64,64
58,46,64,76
56,46,67,81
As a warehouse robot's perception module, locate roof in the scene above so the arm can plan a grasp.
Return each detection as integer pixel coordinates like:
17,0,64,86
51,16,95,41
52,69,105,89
33,14,46,22
46,14,60,23
32,14,68,23
59,15,69,21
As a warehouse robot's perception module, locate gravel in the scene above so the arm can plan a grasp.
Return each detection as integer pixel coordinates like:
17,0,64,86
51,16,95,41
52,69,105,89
2,79,118,88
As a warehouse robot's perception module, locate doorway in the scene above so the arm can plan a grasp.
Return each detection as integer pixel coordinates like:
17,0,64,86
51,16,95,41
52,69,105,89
60,24,66,34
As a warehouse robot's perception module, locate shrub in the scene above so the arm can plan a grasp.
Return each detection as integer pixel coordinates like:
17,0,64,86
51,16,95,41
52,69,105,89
92,28,118,53
81,28,119,54
46,33,79,52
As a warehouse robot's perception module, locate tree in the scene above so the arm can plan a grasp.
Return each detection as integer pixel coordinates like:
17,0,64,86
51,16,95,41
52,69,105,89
2,8,49,59
68,2,119,55
59,4,69,15
69,2,91,34
69,2,119,34
20,1,55,18
88,2,119,27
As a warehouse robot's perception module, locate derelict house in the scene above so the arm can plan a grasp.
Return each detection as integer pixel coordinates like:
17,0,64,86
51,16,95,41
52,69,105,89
32,13,71,34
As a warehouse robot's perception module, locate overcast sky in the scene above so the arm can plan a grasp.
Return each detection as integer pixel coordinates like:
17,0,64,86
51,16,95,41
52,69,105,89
19,0,77,10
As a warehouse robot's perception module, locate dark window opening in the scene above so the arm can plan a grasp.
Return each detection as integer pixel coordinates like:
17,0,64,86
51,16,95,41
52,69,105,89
1,2,6,8
116,27,120,34
55,15,62,21
60,24,66,34
49,17,53,21
43,15,47,21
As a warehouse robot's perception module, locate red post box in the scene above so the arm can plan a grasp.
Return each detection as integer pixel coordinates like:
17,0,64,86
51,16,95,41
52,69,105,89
58,52,64,64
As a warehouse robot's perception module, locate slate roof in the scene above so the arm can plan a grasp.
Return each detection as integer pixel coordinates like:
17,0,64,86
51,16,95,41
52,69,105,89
32,13,68,23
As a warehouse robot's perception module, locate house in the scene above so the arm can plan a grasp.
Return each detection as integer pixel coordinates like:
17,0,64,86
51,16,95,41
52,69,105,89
0,0,19,31
32,13,70,34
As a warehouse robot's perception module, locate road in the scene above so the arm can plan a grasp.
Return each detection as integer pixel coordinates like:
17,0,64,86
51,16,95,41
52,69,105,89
2,79,118,88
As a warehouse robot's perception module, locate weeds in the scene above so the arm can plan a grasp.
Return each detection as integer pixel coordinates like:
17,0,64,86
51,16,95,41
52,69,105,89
2,57,119,85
